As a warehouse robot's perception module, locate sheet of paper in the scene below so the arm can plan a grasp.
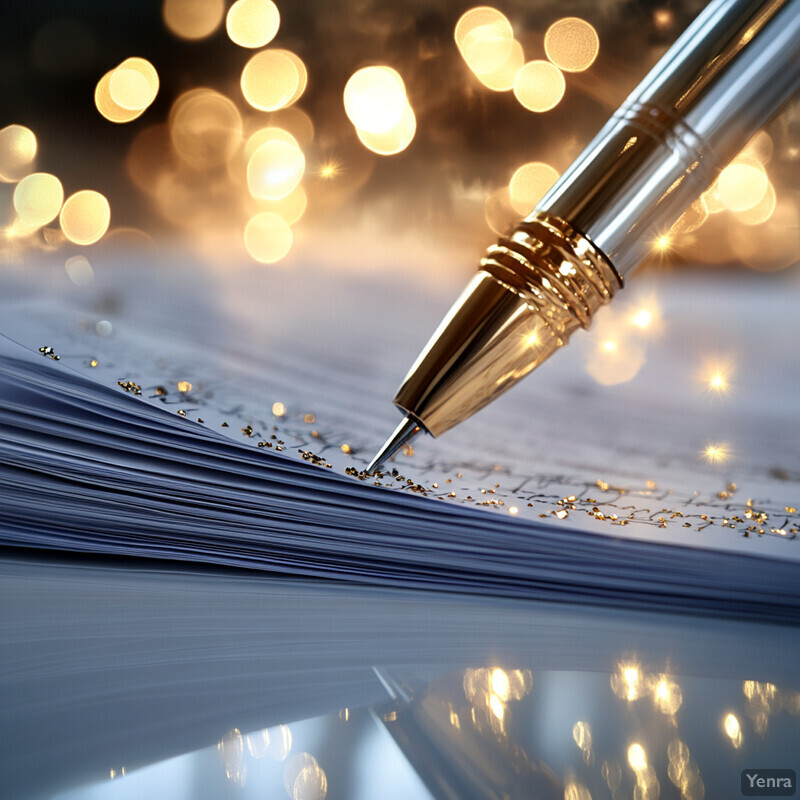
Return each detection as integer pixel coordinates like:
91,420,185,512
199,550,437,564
1,255,799,617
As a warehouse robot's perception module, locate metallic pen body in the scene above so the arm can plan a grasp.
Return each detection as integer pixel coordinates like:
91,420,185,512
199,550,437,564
369,0,800,471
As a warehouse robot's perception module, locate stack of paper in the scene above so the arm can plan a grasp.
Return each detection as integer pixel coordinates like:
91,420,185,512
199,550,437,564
1,257,799,620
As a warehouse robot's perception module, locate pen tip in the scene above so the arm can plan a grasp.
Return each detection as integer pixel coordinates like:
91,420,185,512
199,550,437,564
367,415,422,474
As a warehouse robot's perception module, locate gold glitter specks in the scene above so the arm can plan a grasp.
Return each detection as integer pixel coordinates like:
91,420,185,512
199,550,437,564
177,380,192,392
299,450,332,468
39,346,60,360
303,413,315,423
241,424,254,437
89,359,99,367
340,444,352,454
117,380,142,395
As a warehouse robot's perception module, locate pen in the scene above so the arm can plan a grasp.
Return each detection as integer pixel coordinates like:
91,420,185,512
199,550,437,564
368,0,800,473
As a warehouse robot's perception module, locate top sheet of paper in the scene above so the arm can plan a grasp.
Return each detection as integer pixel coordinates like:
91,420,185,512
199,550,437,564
2,249,798,567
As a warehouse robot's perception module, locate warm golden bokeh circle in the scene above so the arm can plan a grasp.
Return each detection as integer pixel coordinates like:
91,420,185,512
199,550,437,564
0,124,37,183
484,187,517,235
344,66,408,135
13,172,64,226
95,70,146,123
544,17,600,72
513,60,565,112
226,0,280,48
255,185,307,226
475,39,524,91
65,255,95,286
169,88,243,169
718,160,768,212
241,50,307,112
163,0,225,40
60,190,111,245
244,127,300,161
509,161,560,215
109,58,159,111
356,103,416,155
244,211,293,263
735,181,776,226
460,22,514,76
454,7,513,49
247,139,306,200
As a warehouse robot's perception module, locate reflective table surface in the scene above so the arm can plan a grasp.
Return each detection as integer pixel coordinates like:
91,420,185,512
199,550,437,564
2,555,798,800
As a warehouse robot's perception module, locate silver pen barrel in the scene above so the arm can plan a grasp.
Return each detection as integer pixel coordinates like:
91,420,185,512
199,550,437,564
543,0,800,276
370,0,800,470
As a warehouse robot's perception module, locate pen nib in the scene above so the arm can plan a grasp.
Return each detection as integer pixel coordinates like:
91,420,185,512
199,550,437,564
367,415,422,474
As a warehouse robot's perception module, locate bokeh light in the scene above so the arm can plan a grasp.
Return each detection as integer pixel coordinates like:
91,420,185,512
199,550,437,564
703,443,730,463
718,160,768,212
458,9,515,77
95,70,145,123
454,7,513,50
474,39,524,91
241,50,307,112
247,139,305,200
740,130,773,164
627,743,647,772
256,185,307,225
109,58,159,112
283,753,327,800
13,172,64,226
267,724,292,760
344,66,408,135
628,297,661,333
585,310,646,385
126,124,174,195
734,181,776,225
728,195,800,271
702,359,733,395
170,88,243,169
163,0,225,40
564,781,592,800
484,186,518,235
226,0,280,48
513,60,565,112
653,676,683,715
4,216,41,240
262,107,315,149
59,190,111,245
654,233,672,252
508,161,559,215
246,730,270,759
244,126,300,161
244,212,293,263
356,102,416,155
544,17,600,72
724,713,743,748
64,255,94,286
0,124,37,183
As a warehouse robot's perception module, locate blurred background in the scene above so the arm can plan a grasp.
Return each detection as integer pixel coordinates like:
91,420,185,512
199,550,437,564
1,0,799,277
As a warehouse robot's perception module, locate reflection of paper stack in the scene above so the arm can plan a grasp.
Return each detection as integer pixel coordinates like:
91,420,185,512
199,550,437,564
4,556,798,800
1,258,799,619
